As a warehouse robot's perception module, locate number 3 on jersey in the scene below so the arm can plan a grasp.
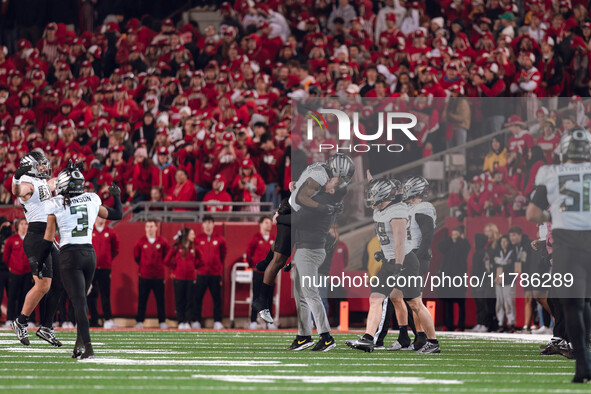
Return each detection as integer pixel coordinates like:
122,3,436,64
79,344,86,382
70,205,89,237
559,174,591,212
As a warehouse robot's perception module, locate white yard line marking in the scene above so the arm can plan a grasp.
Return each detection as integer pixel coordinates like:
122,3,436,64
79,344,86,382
190,374,463,385
80,358,308,367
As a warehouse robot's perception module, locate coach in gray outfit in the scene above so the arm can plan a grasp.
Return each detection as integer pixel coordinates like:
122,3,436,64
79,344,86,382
291,188,346,349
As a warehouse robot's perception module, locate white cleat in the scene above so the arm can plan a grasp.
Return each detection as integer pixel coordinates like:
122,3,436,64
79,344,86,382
159,322,169,329
213,321,224,330
248,321,259,330
134,322,144,329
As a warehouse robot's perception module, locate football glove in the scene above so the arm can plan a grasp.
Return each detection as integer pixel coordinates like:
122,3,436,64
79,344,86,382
108,183,121,197
14,164,32,180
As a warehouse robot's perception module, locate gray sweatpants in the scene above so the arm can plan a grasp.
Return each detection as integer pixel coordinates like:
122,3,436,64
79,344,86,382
291,248,331,336
495,284,515,326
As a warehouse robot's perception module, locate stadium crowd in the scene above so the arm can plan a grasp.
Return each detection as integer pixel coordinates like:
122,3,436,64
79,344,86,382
0,0,590,213
0,0,590,330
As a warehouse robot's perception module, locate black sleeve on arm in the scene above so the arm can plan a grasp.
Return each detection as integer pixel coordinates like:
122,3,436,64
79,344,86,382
415,213,434,258
530,185,550,210
276,213,291,226
105,194,123,220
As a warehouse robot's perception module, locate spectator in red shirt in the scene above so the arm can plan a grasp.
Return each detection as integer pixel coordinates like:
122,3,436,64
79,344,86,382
535,119,560,163
203,174,232,212
165,228,200,329
133,220,170,329
506,115,534,155
246,216,275,329
4,218,33,324
88,216,119,329
193,215,227,329
164,169,197,206
152,146,177,195
231,159,265,215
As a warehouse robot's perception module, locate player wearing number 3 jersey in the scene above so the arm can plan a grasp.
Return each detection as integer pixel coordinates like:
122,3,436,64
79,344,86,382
527,129,591,383
41,169,123,359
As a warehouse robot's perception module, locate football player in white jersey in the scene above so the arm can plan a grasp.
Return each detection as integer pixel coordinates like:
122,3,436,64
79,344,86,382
526,129,591,383
403,176,437,351
346,176,440,353
41,169,122,359
10,151,66,347
252,153,354,330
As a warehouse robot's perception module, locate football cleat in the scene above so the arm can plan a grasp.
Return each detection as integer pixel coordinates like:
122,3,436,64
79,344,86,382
387,340,413,351
345,336,362,348
572,375,591,383
78,343,95,360
416,342,441,354
311,336,336,352
11,320,29,346
36,326,62,347
286,336,314,351
258,309,274,324
348,337,375,353
541,339,564,356
283,262,293,272
559,342,575,359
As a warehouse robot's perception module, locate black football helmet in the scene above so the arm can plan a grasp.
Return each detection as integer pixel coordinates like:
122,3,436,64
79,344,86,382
55,169,85,197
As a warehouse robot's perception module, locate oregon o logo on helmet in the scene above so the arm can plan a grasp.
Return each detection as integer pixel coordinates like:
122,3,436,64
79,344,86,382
306,109,418,153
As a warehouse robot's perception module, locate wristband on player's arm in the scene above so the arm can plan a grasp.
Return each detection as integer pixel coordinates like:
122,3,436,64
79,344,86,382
105,194,123,220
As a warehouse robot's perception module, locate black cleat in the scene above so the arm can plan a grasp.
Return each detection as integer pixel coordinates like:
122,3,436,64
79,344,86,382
572,375,591,383
79,343,95,359
541,339,564,356
348,337,375,352
72,346,84,358
283,262,293,272
311,336,336,352
36,326,62,347
286,336,314,351
11,320,29,346
416,342,441,354
559,342,575,359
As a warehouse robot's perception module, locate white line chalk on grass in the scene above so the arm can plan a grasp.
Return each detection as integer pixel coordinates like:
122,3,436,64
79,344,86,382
190,374,463,385
79,358,308,367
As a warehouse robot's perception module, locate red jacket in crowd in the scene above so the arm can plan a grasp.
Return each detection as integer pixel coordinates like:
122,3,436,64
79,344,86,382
195,233,227,276
246,231,275,272
3,234,30,275
92,226,120,270
508,130,534,155
133,236,170,279
203,190,233,212
164,245,201,280
152,163,177,195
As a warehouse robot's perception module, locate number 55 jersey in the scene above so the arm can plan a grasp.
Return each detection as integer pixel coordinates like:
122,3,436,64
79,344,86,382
45,193,102,246
534,162,591,230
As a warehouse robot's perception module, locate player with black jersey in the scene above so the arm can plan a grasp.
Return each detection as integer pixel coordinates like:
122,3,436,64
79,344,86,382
252,154,355,329
10,152,66,347
41,169,122,359
526,129,591,383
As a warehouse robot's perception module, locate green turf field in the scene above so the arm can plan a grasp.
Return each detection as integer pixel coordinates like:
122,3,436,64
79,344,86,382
0,329,584,393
